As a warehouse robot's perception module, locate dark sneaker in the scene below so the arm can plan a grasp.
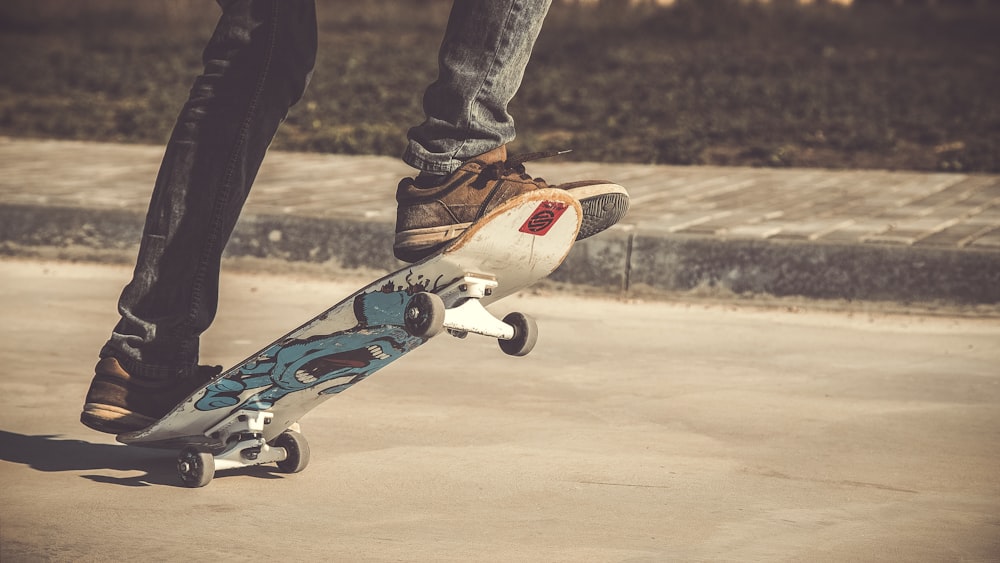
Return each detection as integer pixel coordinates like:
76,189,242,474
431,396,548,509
393,146,629,262
80,358,221,435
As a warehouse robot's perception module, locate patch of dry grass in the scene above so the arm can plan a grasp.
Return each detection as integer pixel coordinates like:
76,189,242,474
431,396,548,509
1,0,997,171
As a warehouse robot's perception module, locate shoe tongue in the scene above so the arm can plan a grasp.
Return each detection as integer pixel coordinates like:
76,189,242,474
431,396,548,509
476,145,508,165
413,172,448,189
484,151,567,187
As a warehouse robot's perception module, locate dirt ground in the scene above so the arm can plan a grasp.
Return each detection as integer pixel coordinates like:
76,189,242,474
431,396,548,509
1,259,998,562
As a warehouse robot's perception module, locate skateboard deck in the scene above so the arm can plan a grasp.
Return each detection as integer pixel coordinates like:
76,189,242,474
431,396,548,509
118,189,581,486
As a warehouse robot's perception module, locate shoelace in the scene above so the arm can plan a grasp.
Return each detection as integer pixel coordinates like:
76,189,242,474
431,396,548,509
482,149,573,184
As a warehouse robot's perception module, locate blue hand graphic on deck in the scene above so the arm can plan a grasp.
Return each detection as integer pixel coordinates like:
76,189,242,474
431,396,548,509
195,290,421,411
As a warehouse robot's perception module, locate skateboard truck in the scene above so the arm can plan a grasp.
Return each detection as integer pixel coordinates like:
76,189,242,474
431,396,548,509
404,274,538,356
176,410,310,488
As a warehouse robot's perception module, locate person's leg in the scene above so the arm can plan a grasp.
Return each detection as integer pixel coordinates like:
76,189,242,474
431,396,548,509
394,0,628,263
403,0,552,174
83,0,317,433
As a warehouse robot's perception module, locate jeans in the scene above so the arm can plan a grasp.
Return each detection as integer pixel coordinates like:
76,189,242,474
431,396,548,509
403,0,553,173
102,0,552,378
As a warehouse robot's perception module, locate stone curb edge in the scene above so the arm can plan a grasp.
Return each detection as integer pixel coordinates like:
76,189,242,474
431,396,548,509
2,203,998,304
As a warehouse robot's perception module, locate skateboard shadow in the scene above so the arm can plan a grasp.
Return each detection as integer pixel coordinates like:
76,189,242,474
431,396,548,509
0,429,179,487
0,429,290,487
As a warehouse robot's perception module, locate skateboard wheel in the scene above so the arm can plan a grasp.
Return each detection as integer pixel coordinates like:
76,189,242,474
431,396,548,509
177,446,215,488
273,430,310,474
499,312,538,357
404,292,445,338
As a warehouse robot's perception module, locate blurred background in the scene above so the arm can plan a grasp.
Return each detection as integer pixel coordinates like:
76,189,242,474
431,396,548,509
0,0,997,172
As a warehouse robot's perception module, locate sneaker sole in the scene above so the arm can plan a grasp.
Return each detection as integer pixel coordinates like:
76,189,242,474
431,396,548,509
394,222,472,263
565,183,630,240
81,403,156,435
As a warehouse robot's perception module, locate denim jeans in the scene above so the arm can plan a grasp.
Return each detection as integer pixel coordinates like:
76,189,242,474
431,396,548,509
102,0,552,378
403,0,553,174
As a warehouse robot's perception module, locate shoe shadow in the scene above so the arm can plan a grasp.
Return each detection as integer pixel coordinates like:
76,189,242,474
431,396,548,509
0,429,180,487
0,429,290,487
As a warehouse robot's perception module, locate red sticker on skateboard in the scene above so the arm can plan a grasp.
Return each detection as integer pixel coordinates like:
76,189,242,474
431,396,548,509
519,201,570,236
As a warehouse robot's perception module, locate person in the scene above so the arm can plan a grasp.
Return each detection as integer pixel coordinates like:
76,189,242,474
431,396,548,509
81,0,629,434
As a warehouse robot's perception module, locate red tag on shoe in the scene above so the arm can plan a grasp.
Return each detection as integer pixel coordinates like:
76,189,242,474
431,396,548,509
519,201,570,236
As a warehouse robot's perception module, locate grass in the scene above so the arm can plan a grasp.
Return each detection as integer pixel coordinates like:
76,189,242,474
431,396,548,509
0,0,998,172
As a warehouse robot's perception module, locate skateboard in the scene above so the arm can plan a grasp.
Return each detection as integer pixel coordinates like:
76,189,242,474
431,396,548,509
117,189,582,487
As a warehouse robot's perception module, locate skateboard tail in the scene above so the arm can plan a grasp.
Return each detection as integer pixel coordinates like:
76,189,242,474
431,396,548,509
441,189,582,296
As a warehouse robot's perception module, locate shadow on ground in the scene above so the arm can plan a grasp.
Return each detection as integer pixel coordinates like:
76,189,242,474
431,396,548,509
0,429,178,486
0,429,290,487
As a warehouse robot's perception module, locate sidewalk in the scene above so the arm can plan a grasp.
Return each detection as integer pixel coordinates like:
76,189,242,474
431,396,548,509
1,136,998,304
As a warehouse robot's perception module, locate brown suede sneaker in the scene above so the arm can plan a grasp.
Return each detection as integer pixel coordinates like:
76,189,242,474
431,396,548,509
394,146,629,262
81,358,221,435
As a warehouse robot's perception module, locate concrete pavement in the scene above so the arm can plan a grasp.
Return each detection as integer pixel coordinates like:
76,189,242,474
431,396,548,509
1,260,998,561
1,136,999,304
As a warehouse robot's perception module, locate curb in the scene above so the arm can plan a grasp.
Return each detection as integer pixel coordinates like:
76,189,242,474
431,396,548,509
2,202,998,305
626,232,1000,304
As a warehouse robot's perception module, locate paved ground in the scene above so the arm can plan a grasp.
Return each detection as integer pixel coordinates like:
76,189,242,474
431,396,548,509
1,259,998,562
1,137,999,304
